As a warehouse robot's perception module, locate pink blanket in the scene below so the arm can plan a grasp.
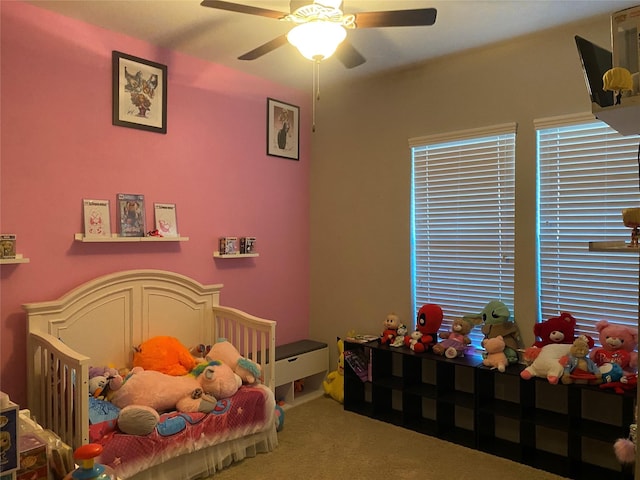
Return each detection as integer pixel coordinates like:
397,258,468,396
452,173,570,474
90,385,275,479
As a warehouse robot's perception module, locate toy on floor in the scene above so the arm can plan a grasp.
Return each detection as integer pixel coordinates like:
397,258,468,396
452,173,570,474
482,335,508,372
133,336,199,376
63,444,115,480
380,312,401,345
206,338,262,384
590,320,638,374
274,404,285,432
465,300,522,364
614,405,637,465
404,304,443,353
323,338,344,404
560,335,602,385
432,317,480,358
110,361,242,435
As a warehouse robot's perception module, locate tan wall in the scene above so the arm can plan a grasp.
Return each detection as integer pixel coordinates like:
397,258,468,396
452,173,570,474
309,15,613,365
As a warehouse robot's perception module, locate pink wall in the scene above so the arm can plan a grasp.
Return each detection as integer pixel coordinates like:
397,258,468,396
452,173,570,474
0,2,311,407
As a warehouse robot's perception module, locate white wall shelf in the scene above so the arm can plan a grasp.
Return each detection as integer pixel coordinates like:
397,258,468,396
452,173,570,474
592,96,640,136
0,254,30,264
213,252,259,258
588,239,639,252
74,233,189,243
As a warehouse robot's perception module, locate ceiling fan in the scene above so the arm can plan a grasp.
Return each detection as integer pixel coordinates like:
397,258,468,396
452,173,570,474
200,0,437,68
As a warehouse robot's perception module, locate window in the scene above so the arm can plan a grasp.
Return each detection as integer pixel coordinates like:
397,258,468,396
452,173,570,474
410,123,516,346
536,115,640,340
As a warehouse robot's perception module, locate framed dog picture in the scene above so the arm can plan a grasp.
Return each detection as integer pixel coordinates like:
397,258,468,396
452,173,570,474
267,98,299,160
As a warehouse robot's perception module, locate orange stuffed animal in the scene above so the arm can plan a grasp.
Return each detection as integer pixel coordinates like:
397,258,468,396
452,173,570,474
133,336,199,376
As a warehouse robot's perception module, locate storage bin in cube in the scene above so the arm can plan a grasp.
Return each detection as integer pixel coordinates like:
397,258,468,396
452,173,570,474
0,396,19,475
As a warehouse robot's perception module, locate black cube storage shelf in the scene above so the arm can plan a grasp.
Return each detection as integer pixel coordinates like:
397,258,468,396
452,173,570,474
344,340,635,480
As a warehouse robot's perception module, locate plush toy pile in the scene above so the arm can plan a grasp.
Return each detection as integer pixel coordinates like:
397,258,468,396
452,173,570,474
88,335,259,436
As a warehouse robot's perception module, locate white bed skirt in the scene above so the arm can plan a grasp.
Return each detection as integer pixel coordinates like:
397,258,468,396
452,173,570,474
127,425,278,480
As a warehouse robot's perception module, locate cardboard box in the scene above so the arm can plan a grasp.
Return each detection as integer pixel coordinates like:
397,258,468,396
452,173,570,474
16,465,46,480
17,434,47,479
612,5,640,75
0,396,19,475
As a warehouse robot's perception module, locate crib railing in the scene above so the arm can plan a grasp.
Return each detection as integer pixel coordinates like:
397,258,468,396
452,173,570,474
28,331,90,449
212,306,276,392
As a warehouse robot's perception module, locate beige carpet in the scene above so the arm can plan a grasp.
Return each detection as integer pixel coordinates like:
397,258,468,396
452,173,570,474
211,396,569,480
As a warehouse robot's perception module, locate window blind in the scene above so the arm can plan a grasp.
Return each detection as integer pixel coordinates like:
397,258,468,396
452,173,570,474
410,124,516,347
537,118,640,340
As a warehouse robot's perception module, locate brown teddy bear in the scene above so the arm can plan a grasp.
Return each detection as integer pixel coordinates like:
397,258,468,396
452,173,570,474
432,317,480,358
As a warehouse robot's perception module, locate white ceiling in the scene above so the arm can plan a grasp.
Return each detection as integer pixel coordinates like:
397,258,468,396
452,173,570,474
26,0,640,90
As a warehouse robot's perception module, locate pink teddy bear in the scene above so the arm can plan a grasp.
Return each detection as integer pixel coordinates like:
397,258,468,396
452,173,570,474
590,320,638,373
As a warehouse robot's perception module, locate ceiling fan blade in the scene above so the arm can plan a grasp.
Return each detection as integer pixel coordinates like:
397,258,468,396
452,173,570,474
335,40,366,69
200,1,287,19
353,8,437,28
238,34,289,60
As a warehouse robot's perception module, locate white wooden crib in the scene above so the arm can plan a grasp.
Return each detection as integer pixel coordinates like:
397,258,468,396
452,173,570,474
24,269,277,480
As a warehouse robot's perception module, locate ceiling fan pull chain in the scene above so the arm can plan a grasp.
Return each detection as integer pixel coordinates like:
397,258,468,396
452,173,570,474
312,59,321,132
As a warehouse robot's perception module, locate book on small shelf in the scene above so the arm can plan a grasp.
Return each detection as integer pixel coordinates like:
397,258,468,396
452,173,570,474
117,193,145,237
0,234,16,259
219,237,238,255
154,203,178,237
240,237,256,254
82,199,112,238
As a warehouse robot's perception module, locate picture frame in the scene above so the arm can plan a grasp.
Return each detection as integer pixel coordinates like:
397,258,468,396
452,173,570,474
112,51,167,134
154,203,179,237
267,97,299,160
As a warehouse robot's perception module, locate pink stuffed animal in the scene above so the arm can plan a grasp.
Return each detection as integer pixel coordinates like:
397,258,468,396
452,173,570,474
590,320,638,373
206,339,262,384
482,335,508,372
110,361,242,435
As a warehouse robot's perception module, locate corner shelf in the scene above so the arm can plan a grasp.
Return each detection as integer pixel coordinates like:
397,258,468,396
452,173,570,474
588,240,638,252
74,233,189,243
213,252,259,258
592,96,640,136
0,254,30,264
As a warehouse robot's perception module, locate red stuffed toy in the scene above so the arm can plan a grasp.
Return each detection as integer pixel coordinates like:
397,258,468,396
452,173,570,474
532,312,576,348
404,304,443,353
590,320,638,373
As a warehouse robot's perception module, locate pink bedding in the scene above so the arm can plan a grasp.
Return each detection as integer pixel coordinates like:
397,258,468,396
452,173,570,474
90,384,275,479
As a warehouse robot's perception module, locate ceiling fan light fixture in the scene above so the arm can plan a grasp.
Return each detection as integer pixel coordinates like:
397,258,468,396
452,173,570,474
286,21,347,61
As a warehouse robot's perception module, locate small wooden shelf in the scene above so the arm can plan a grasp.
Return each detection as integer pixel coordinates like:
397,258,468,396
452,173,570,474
588,240,639,252
74,233,189,243
213,252,259,258
0,254,30,264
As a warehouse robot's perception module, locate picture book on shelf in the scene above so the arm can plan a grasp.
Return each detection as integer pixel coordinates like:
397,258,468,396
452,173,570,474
154,203,178,237
219,237,238,255
240,236,256,254
117,193,145,237
0,234,16,259
82,199,111,238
